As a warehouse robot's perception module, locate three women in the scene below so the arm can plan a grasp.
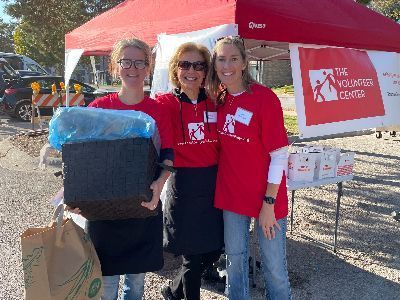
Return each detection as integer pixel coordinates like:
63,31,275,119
86,35,291,300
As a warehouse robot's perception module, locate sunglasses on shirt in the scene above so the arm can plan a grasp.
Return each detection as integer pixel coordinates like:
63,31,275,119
117,59,148,70
216,35,245,46
177,60,207,71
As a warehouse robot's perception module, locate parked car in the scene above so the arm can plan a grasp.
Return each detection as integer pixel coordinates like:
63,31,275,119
0,58,43,97
0,52,48,75
0,73,112,121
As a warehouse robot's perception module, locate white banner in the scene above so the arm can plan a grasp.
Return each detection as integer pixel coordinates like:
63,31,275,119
65,49,84,106
290,43,400,138
151,24,238,98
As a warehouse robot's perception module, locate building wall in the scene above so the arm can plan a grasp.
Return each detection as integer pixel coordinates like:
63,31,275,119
250,60,293,88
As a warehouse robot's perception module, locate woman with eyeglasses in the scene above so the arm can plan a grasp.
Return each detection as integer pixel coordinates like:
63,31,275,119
87,38,174,300
206,36,291,300
157,42,223,300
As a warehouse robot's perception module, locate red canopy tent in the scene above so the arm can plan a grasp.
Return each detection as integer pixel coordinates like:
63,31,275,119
65,0,400,56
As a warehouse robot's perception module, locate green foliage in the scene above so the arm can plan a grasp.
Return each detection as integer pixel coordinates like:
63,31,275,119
272,85,294,95
358,0,400,22
284,115,298,136
370,0,400,22
5,0,124,70
0,18,14,52
356,0,372,5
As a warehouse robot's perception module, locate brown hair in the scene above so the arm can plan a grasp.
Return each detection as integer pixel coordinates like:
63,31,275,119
206,36,255,105
109,38,152,76
168,42,211,88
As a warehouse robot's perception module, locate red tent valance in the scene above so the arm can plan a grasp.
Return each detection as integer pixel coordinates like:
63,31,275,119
65,0,400,55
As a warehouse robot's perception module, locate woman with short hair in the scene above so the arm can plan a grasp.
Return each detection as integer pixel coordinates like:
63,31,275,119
157,42,224,300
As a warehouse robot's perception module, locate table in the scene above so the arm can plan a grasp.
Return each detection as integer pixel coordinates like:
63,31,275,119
287,174,353,252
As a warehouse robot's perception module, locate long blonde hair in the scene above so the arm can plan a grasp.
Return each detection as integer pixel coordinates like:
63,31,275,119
206,36,255,105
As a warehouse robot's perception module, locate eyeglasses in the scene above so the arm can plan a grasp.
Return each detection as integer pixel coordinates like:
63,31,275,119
177,61,207,71
117,59,147,70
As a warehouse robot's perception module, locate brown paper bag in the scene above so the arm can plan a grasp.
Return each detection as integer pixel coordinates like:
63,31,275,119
21,205,103,300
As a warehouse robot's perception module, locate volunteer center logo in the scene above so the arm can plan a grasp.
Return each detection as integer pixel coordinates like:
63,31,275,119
299,47,385,125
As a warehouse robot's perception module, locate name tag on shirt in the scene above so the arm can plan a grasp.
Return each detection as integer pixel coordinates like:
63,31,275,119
204,111,217,123
234,107,253,126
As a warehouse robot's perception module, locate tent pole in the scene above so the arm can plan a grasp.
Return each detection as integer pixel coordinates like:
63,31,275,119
90,56,99,88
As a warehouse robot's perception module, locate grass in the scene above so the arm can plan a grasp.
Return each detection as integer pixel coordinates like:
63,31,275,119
272,85,294,95
284,114,298,136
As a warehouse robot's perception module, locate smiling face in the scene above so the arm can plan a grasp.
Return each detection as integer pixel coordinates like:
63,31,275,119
117,46,149,90
176,50,206,94
214,43,247,93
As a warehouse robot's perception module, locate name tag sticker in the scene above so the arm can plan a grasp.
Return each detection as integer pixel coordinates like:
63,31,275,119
204,111,217,123
234,107,253,126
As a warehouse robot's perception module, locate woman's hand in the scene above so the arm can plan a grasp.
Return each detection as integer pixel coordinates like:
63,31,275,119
65,205,81,215
258,202,281,240
141,179,162,210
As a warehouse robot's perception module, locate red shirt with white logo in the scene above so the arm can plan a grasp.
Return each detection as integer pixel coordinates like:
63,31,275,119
89,93,174,150
157,89,219,168
215,84,289,219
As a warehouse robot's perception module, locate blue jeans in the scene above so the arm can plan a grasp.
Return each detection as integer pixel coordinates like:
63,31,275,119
101,273,145,300
224,210,291,300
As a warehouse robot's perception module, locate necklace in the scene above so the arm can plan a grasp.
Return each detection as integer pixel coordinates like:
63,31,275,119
228,90,245,106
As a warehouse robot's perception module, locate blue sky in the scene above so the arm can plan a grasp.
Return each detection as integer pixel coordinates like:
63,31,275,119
0,2,13,23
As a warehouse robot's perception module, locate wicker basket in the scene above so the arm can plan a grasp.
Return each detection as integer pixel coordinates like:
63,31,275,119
62,138,159,220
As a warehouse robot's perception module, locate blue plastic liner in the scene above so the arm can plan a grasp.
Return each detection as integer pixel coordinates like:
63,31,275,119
48,106,160,152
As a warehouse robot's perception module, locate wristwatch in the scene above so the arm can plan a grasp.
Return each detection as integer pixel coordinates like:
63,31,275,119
264,196,276,205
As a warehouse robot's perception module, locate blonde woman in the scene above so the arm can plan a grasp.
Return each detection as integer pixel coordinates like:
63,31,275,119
87,38,174,300
207,36,291,300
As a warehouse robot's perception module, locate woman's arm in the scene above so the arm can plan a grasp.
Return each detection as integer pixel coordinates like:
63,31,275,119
141,157,173,210
259,147,289,240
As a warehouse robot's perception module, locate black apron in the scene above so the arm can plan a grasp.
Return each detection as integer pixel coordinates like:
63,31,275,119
163,165,224,255
87,204,163,276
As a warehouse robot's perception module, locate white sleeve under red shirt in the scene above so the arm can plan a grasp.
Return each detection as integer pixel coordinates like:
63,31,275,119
88,93,174,161
214,83,289,219
156,89,219,168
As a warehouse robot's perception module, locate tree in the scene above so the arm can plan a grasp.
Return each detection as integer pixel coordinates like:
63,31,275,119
0,18,14,52
356,0,372,5
370,0,400,22
357,0,399,22
5,0,124,70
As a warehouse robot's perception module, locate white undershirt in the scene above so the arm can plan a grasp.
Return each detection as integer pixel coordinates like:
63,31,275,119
230,91,246,97
268,146,289,184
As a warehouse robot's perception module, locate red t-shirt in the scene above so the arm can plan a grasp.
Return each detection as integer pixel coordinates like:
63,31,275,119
214,84,289,219
157,91,219,167
88,93,173,150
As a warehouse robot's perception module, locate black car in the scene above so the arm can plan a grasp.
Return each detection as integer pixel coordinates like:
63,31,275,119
0,72,112,122
0,58,43,97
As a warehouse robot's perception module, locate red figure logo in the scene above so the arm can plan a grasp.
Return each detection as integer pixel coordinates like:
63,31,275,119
188,122,205,141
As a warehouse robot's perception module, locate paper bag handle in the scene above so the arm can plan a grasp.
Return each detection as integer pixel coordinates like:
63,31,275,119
52,204,65,246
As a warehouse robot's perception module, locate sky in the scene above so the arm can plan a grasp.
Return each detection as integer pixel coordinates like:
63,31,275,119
0,2,13,23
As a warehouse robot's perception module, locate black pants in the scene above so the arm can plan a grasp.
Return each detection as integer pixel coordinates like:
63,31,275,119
170,250,221,300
